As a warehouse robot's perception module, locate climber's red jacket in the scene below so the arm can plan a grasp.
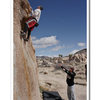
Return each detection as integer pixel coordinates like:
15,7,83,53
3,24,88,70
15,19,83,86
25,16,37,31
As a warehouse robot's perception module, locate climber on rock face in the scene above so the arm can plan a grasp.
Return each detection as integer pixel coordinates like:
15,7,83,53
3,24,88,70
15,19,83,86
21,6,43,41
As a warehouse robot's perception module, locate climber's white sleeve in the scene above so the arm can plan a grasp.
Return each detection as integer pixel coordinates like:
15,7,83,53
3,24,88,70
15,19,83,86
32,9,41,23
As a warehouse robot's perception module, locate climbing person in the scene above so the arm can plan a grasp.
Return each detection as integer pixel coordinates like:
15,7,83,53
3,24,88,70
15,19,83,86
60,65,76,100
21,6,43,41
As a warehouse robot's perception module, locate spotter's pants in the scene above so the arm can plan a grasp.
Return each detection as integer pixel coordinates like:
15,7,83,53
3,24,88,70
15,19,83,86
67,85,75,100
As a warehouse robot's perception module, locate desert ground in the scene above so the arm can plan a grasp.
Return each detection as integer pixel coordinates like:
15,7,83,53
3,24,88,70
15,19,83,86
38,65,87,100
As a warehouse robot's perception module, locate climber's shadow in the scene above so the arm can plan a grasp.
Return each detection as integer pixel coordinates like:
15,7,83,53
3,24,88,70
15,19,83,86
20,17,28,31
20,17,25,39
20,17,28,44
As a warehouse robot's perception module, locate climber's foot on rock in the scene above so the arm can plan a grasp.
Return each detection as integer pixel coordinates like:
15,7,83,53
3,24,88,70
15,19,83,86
20,31,26,36
24,38,29,41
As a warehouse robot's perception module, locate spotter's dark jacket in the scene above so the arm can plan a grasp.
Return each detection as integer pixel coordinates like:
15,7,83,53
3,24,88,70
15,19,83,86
61,66,76,86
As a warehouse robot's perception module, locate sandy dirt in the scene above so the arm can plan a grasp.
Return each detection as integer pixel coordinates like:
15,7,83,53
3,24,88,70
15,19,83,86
38,66,87,100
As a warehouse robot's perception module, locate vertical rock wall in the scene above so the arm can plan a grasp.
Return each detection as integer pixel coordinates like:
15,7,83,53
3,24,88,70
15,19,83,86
14,0,41,100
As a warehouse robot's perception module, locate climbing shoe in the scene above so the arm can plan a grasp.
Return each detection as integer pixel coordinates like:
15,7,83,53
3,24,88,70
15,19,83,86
20,31,26,36
24,38,29,41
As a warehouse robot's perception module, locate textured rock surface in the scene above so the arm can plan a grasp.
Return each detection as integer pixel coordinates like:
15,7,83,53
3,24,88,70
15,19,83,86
14,0,41,100
69,49,87,63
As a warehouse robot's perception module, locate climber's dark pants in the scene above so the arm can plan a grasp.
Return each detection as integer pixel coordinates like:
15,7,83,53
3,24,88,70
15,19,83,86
27,28,31,39
24,23,28,33
24,23,31,39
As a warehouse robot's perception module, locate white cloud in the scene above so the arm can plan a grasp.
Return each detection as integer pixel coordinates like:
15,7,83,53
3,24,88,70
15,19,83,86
37,55,43,56
32,36,59,48
51,46,64,51
78,42,85,47
31,36,36,40
69,49,79,54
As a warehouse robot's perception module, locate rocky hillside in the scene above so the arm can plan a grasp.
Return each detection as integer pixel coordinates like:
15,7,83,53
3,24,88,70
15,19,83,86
37,49,87,68
68,49,87,63
14,0,41,100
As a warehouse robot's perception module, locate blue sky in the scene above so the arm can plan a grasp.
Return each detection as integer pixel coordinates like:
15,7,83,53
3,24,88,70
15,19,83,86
28,0,87,57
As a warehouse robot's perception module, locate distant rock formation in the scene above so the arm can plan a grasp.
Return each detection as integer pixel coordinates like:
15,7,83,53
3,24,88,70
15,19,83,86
69,49,87,63
14,0,41,100
36,49,87,67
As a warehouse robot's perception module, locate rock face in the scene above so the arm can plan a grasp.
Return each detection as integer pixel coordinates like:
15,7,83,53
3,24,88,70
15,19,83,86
14,0,41,100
